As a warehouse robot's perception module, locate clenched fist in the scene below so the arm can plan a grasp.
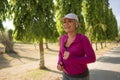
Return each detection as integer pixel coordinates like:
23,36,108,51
57,62,64,71
63,51,70,59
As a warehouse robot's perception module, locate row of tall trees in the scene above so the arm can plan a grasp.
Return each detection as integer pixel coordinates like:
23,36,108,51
82,0,118,50
0,0,119,68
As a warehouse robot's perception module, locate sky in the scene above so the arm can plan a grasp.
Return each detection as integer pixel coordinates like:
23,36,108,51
109,0,120,28
3,19,14,30
2,0,120,30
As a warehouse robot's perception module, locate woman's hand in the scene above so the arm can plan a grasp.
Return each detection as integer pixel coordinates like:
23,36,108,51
63,51,70,59
57,62,64,71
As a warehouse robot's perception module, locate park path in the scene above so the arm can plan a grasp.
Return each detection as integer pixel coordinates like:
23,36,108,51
88,45,120,80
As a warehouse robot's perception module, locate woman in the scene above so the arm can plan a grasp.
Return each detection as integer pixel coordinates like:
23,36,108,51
57,13,96,80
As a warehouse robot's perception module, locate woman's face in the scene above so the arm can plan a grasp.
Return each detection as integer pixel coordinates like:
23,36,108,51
63,18,76,33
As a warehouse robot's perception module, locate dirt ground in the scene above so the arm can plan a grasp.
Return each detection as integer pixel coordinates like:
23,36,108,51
0,43,119,80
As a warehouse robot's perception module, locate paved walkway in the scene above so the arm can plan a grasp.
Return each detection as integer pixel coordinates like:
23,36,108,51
88,45,120,80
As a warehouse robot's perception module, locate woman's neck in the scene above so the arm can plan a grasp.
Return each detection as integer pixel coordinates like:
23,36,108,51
67,32,76,39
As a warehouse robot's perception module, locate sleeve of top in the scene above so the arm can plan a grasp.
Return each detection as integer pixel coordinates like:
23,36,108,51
72,36,96,64
58,50,63,64
57,37,63,65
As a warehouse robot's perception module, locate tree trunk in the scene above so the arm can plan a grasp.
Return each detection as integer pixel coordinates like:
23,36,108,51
5,30,14,53
100,42,103,49
45,39,48,49
39,39,46,69
104,41,107,47
8,30,13,41
5,40,14,53
95,42,98,50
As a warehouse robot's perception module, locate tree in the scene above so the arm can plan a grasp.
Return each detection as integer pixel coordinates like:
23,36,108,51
9,0,58,69
0,0,15,53
106,8,118,41
55,0,85,36
82,0,105,50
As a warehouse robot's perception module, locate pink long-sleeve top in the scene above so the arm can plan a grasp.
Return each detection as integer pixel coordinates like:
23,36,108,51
58,33,96,76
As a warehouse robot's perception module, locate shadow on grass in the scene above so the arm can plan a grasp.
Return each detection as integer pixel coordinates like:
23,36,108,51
42,67,62,75
0,53,11,69
9,52,39,61
0,52,39,69
46,48,59,52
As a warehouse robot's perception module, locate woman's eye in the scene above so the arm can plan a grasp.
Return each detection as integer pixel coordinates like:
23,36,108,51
63,21,66,23
69,21,72,22
63,20,73,23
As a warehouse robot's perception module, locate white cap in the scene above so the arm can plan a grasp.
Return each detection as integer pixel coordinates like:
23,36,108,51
62,13,79,22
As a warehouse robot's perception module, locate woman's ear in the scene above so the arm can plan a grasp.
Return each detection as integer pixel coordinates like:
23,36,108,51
76,21,79,28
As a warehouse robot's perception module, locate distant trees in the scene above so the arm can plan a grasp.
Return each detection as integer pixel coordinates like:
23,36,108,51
82,0,118,50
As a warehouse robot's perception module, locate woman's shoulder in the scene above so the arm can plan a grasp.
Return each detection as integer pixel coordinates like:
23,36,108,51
59,34,67,41
60,34,67,39
77,33,87,39
77,33,91,43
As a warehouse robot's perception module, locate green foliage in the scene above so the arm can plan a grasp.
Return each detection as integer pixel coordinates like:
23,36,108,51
0,0,9,30
1,0,119,43
55,0,85,36
0,0,9,20
9,0,59,42
0,20,4,31
106,8,118,41
82,0,119,42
